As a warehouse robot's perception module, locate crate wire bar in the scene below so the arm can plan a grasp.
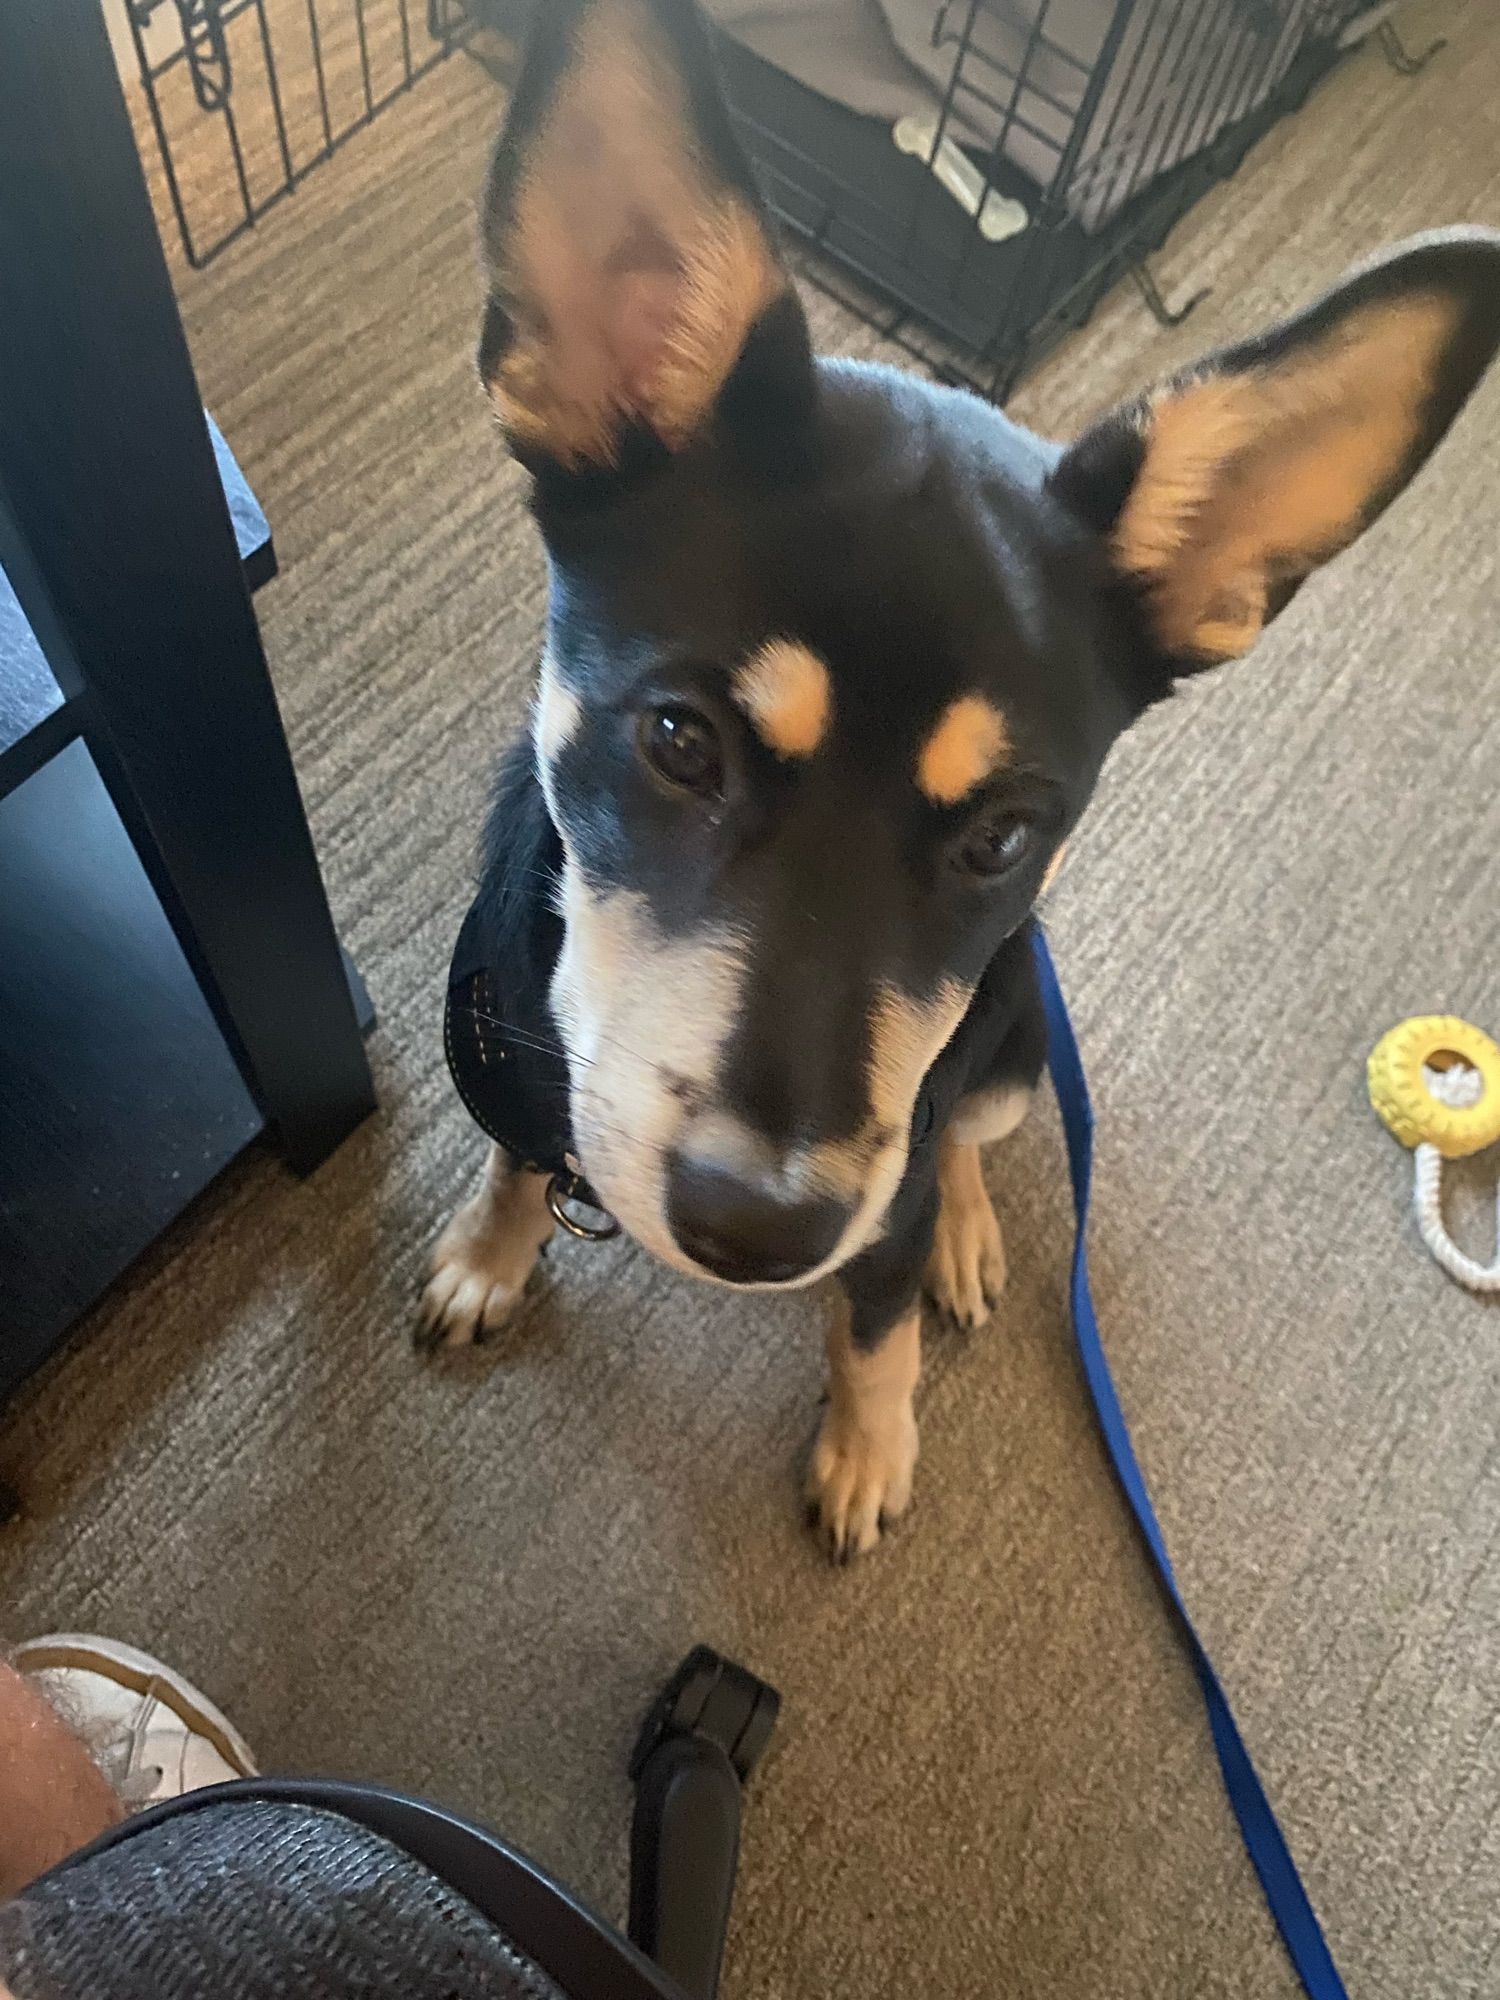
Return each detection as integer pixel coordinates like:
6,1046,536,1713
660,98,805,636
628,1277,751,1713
127,0,470,267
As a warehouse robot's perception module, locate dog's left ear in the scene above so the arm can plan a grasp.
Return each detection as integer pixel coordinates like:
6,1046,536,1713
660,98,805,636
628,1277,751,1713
478,0,811,473
1049,229,1500,668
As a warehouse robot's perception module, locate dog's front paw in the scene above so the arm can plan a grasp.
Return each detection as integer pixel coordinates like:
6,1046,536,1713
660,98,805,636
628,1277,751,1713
925,1171,1006,1330
417,1155,555,1351
806,1403,917,1563
419,1241,537,1350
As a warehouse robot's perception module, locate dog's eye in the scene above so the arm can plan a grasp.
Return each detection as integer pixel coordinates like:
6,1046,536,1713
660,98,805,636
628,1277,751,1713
640,705,724,797
957,815,1031,878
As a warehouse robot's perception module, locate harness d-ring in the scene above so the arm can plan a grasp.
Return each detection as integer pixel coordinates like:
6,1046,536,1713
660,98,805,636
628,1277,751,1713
546,1167,621,1242
1369,1015,1500,1294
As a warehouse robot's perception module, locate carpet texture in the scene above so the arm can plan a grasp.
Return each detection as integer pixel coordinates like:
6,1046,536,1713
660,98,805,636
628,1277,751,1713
5,3,1499,1994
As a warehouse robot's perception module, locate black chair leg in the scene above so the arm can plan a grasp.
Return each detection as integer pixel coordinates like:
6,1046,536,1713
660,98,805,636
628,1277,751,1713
627,1648,780,2000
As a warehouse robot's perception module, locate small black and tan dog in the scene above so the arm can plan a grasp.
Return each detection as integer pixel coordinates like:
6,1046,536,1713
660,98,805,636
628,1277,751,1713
423,0,1500,1557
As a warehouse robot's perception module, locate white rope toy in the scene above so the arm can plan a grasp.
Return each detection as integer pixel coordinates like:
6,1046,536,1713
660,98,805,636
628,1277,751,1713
1368,1016,1500,1294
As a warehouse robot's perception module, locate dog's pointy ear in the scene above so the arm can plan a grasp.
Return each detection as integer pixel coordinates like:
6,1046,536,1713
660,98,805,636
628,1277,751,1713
1049,229,1500,669
477,0,811,473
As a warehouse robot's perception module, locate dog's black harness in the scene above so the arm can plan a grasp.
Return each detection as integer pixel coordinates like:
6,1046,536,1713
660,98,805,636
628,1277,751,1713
444,900,621,1239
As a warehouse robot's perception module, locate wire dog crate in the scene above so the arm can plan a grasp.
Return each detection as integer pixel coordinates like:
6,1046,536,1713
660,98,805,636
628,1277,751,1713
714,0,1371,397
125,0,471,266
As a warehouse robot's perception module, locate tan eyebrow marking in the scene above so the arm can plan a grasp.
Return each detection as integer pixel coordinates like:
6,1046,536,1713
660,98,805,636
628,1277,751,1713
916,695,1011,805
731,640,833,760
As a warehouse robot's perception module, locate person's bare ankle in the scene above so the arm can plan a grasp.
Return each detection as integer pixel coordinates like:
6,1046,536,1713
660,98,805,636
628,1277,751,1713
0,1659,122,1900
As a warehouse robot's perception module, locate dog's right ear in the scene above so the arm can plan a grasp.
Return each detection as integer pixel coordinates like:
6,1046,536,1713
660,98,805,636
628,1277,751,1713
478,0,812,473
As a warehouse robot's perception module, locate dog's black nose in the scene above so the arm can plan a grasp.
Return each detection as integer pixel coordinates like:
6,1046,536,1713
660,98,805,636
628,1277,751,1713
666,1155,848,1285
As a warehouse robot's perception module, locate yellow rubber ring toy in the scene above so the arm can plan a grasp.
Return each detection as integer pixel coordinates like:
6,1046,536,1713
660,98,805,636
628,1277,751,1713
1367,1015,1500,1160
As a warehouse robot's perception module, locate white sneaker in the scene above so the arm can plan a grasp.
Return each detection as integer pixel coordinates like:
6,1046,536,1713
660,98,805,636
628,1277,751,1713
13,1634,258,1810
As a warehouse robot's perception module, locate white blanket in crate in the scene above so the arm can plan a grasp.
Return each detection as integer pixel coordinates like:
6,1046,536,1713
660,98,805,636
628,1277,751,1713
709,1,1354,229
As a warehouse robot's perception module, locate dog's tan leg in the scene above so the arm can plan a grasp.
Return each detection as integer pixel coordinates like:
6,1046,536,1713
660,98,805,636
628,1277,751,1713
925,1133,1008,1331
807,1301,921,1562
418,1145,555,1349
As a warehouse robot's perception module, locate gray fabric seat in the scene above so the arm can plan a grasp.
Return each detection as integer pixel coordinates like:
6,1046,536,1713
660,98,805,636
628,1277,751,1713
0,1800,571,2000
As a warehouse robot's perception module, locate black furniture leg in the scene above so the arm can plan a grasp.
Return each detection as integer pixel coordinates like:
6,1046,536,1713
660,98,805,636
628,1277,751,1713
628,1648,780,2000
0,0,375,1175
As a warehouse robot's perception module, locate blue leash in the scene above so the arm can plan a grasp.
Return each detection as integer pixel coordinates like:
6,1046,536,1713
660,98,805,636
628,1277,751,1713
1031,928,1347,2000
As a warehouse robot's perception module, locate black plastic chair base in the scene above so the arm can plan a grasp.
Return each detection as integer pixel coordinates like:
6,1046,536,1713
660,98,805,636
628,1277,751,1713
628,1648,781,2000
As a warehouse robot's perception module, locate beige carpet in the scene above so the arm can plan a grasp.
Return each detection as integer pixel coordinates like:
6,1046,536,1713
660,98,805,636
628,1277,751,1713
6,3,1500,1993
